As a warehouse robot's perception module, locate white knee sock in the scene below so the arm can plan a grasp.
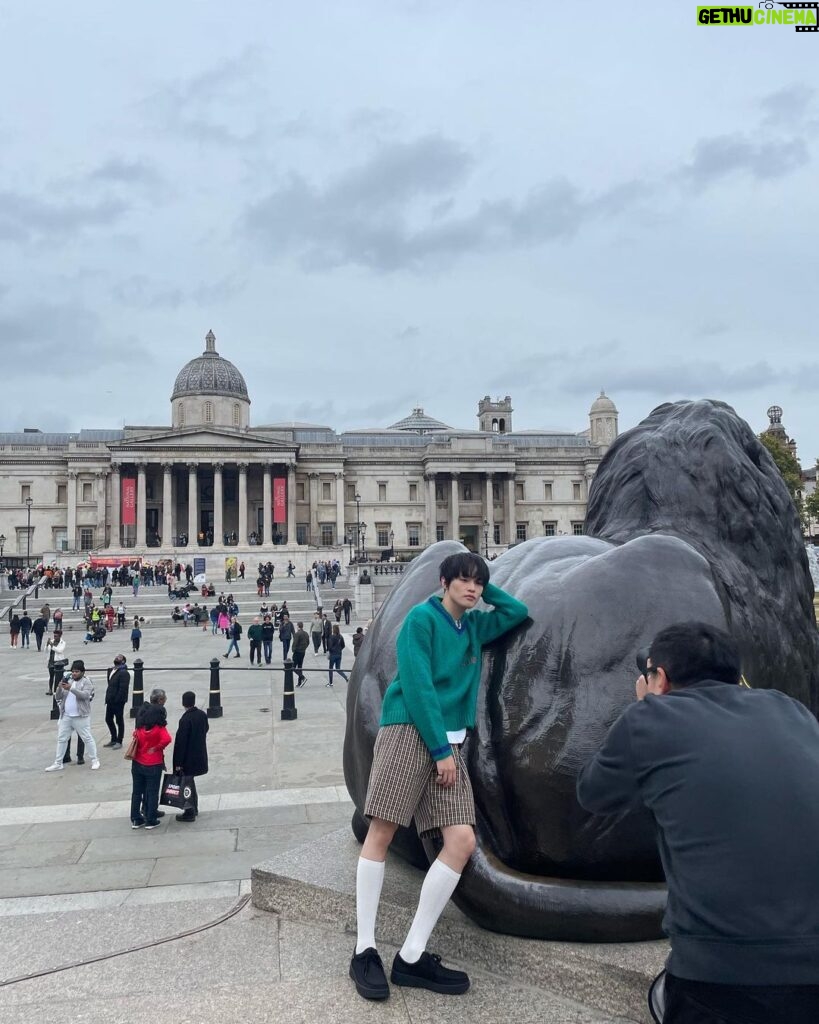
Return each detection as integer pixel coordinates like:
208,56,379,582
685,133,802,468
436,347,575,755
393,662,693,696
399,858,461,964
355,857,386,954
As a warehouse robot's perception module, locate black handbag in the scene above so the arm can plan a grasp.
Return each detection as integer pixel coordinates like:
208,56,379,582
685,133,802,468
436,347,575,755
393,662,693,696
159,774,187,809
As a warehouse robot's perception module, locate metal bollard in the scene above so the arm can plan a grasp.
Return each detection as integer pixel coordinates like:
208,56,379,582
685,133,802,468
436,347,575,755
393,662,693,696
49,663,60,720
129,658,145,719
281,658,297,720
207,657,223,718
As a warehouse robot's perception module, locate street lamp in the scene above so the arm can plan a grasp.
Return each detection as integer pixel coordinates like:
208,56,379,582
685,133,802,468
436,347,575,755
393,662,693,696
0,533,5,560
389,529,394,558
25,497,33,567
354,492,361,562
360,522,367,562
483,518,489,558
346,531,354,562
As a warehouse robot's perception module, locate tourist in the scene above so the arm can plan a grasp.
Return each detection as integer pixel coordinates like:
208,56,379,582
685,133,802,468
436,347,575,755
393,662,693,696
18,610,32,648
292,621,309,686
287,561,295,578
46,630,68,693
260,614,275,665
103,655,130,749
310,612,323,654
129,700,171,829
333,599,343,623
577,622,819,1023
172,691,209,823
305,570,313,592
342,597,352,625
321,612,331,654
223,615,242,659
248,616,263,665
131,618,142,652
352,627,365,658
31,613,48,651
117,601,127,628
45,659,101,772
279,614,294,660
9,613,20,648
349,552,527,1000
326,625,348,687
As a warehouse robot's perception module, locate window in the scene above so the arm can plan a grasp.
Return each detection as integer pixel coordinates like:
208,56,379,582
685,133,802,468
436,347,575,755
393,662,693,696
376,524,390,547
407,523,421,547
409,483,418,502
296,482,306,501
462,481,472,501
296,524,308,545
572,522,584,536
516,523,527,542
436,525,445,542
320,524,335,546
572,482,582,501
179,403,185,427
57,484,67,504
378,483,387,502
16,526,34,552
346,483,356,502
233,403,240,426
435,482,446,502
493,524,501,545
80,527,94,549
492,481,502,502
543,481,553,501
543,522,557,536
146,481,154,500
82,482,92,502
21,484,31,502
515,482,525,501
322,481,331,501
204,401,213,423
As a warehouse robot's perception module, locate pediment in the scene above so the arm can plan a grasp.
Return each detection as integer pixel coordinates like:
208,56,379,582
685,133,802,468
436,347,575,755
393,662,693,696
110,427,296,452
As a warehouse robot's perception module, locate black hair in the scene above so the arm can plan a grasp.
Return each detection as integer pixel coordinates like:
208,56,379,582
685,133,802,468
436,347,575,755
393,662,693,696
71,659,85,672
182,691,196,708
439,552,489,588
648,621,741,687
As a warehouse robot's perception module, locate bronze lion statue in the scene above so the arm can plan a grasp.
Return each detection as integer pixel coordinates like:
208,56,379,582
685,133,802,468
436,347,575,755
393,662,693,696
343,399,818,941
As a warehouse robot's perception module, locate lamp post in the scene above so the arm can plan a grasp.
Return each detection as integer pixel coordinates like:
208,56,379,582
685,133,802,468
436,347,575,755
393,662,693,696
354,492,361,562
25,497,33,567
389,529,394,559
483,518,489,558
0,533,5,560
360,522,367,562
346,531,354,563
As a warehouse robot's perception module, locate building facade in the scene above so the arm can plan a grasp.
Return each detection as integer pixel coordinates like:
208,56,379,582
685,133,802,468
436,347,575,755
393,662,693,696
0,332,619,564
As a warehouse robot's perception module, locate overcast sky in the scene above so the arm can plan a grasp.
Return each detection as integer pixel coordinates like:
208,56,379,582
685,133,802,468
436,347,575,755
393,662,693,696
1,2,817,461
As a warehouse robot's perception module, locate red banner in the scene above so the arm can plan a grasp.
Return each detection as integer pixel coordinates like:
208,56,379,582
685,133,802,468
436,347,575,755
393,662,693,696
122,477,136,526
90,556,142,567
273,477,286,524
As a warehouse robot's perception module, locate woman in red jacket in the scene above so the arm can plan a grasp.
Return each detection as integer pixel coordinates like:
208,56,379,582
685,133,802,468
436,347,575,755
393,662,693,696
129,704,172,829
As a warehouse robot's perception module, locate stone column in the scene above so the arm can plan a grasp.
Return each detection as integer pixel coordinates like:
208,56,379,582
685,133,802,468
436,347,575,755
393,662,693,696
213,462,224,546
238,463,248,545
450,472,459,542
187,463,198,544
287,464,297,544
262,466,272,546
67,471,78,552
484,472,494,550
96,471,107,549
136,463,147,548
308,473,319,546
162,463,173,546
425,473,436,545
110,463,121,548
506,474,516,544
335,471,345,547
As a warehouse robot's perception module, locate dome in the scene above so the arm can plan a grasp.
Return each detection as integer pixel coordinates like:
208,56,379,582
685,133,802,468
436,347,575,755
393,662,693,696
388,407,451,433
171,331,250,402
590,389,617,414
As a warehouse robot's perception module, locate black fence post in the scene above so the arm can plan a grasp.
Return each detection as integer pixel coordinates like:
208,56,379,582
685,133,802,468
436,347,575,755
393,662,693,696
49,663,60,720
207,657,223,718
281,658,297,720
130,658,144,719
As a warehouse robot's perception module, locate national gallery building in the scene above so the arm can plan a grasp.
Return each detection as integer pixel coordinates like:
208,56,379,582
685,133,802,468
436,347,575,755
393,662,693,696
0,332,618,565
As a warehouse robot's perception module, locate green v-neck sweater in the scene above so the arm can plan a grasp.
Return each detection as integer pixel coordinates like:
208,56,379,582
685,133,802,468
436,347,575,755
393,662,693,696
379,582,528,761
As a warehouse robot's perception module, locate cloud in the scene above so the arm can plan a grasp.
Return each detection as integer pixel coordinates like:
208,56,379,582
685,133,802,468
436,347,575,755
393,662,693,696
760,83,818,131
88,159,163,187
0,190,127,243
112,274,245,310
679,134,809,190
0,302,141,368
396,325,420,340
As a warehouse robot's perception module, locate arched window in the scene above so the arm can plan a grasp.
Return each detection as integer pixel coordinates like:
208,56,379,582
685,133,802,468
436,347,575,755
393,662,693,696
204,401,213,423
492,418,499,432
498,418,506,433
233,403,240,426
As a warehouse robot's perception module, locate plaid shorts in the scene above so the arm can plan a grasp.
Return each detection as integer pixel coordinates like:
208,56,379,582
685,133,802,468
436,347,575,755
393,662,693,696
364,724,475,837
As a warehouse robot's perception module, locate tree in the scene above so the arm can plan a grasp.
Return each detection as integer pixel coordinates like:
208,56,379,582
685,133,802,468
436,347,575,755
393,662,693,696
758,431,806,530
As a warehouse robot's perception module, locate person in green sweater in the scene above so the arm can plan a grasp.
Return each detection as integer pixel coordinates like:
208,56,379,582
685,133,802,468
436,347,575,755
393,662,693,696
349,552,528,1002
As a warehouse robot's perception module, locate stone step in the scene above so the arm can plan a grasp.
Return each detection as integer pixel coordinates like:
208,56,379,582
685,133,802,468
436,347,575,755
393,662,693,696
252,827,668,1024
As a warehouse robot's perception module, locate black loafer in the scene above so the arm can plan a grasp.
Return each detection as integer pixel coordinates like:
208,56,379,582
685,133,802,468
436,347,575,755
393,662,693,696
349,947,389,1000
390,951,469,994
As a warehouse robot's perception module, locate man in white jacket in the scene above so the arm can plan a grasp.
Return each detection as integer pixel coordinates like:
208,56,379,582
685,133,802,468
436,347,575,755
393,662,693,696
45,659,100,771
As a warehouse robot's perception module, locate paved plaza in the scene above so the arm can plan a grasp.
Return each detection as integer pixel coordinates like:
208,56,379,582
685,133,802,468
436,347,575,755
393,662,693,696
0,573,642,1022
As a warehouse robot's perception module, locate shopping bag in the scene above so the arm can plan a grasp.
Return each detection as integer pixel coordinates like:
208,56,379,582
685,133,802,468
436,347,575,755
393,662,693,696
159,773,187,808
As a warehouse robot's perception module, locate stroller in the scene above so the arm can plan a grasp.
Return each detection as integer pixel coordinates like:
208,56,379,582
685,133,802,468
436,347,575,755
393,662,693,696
169,584,193,600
